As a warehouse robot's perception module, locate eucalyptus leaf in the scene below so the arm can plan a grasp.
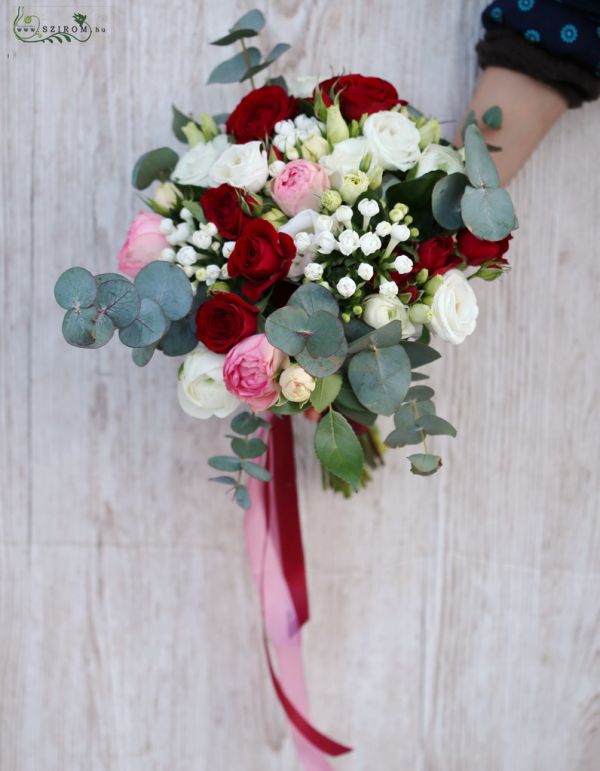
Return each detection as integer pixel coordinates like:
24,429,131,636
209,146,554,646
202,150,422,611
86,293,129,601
264,305,308,355
235,484,251,510
210,475,238,486
432,172,468,231
288,283,339,317
405,385,435,402
159,318,198,356
408,453,442,476
310,374,343,413
118,298,169,348
132,345,156,367
96,272,125,285
385,425,423,447
241,460,271,482
131,147,179,190
314,411,364,489
241,43,291,81
135,261,193,321
401,341,441,368
208,456,242,472
231,437,267,459
95,279,140,329
88,313,116,348
416,413,457,437
296,344,347,378
482,105,502,130
55,267,97,310
207,48,261,85
231,411,270,435
305,311,345,358
347,320,403,354
62,307,97,347
211,28,259,46
461,185,517,241
348,345,411,415
464,124,499,188
385,171,445,237
231,8,265,33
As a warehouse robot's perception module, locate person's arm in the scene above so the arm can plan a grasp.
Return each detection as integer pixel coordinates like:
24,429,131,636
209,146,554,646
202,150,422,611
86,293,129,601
453,66,568,187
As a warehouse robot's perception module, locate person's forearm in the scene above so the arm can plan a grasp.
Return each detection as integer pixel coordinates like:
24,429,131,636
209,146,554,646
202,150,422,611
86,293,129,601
453,67,568,186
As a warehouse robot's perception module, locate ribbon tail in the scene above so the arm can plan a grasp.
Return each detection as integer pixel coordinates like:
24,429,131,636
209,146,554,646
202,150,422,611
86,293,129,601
244,415,351,769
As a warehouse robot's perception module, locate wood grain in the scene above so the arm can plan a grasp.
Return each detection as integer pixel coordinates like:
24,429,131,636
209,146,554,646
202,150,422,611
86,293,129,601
1,1,599,769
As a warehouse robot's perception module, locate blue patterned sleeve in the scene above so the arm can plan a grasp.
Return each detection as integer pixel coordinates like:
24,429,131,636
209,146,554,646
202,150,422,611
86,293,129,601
482,0,600,75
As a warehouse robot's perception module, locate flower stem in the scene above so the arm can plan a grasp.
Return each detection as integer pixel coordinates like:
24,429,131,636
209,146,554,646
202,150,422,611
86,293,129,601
240,39,257,90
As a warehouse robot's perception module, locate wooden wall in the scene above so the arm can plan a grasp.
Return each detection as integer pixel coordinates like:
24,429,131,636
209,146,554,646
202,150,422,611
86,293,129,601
1,1,598,769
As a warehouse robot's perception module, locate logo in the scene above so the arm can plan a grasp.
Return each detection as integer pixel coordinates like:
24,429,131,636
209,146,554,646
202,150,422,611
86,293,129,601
12,6,107,44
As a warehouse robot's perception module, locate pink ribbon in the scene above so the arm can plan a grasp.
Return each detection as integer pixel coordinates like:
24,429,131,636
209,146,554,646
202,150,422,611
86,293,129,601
244,415,351,769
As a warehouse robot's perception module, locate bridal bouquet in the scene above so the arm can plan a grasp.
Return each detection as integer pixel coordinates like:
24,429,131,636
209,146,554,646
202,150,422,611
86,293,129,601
53,9,517,763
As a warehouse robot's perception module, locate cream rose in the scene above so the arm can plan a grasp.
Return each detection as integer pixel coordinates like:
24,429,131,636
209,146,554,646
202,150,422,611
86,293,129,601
414,143,464,178
171,134,229,187
177,345,240,419
209,140,269,192
363,111,421,172
320,138,373,186
279,365,316,403
363,294,417,338
429,269,479,345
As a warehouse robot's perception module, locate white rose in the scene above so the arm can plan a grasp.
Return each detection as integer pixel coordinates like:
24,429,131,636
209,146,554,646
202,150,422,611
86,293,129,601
209,140,269,192
336,276,357,298
414,143,464,178
363,111,421,172
279,365,316,402
320,138,372,186
177,346,240,419
362,295,416,338
171,134,229,187
430,270,478,344
292,75,319,98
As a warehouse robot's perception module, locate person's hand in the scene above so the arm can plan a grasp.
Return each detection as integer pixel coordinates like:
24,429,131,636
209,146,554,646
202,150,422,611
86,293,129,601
453,66,568,186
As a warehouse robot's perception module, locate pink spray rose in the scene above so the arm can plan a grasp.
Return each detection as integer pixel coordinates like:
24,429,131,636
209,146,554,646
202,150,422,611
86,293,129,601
223,334,285,412
117,211,168,277
271,160,330,217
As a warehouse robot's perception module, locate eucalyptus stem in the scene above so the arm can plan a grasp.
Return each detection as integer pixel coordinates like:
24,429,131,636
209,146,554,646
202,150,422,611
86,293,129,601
411,400,429,454
240,39,257,90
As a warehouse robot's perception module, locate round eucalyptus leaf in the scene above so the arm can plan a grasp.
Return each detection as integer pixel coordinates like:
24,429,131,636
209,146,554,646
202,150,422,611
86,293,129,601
159,318,198,356
265,306,308,356
305,311,345,358
461,185,517,241
432,173,468,230
88,313,116,348
55,267,97,310
408,453,442,476
62,306,97,346
132,346,156,367
118,298,169,348
96,279,140,329
135,262,193,321
131,147,179,191
296,343,347,378
96,272,124,285
288,283,339,317
348,345,411,415
463,124,500,188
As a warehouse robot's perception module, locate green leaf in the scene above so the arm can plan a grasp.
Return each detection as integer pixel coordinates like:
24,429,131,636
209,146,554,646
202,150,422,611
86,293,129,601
385,425,423,447
314,411,364,489
172,105,199,142
334,382,378,426
482,105,502,130
210,475,238,486
463,124,500,188
401,341,441,369
410,371,429,381
405,385,435,402
132,345,155,367
88,313,116,349
288,283,339,317
207,48,261,85
95,279,140,329
241,43,291,81
385,171,446,237
231,437,267,459
266,76,288,91
118,298,169,348
347,320,403,354
55,267,97,310
231,9,265,33
432,172,468,231
231,411,270,435
131,147,179,191
408,453,442,476
234,484,251,510
348,345,411,415
461,185,517,241
269,401,307,415
310,374,343,413
416,414,457,437
180,199,206,223
208,456,242,472
344,318,371,342
62,306,97,347
304,311,345,357
159,318,198,356
296,344,347,378
211,28,260,46
135,261,193,321
264,305,308,355
461,110,477,140
241,460,272,482
96,272,125,284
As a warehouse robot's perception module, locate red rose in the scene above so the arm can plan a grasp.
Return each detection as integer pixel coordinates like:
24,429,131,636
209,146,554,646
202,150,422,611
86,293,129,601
200,184,255,240
316,75,403,121
195,292,258,353
228,219,295,302
457,230,512,267
416,236,462,276
226,85,297,143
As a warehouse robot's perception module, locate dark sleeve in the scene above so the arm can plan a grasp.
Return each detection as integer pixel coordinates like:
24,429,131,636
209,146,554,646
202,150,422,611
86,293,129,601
477,0,600,108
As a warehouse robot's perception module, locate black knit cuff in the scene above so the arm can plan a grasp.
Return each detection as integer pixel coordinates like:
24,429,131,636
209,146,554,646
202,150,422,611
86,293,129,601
476,27,600,108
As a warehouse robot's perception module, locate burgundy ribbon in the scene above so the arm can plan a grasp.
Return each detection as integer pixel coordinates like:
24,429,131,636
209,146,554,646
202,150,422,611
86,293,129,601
244,415,352,768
